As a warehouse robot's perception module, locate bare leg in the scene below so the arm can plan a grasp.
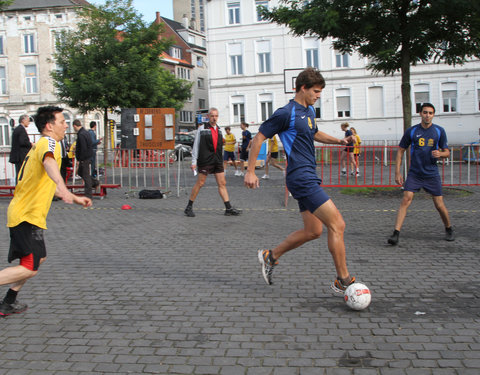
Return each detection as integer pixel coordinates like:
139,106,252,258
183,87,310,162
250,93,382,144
189,173,207,202
214,172,229,202
394,191,414,231
432,195,451,228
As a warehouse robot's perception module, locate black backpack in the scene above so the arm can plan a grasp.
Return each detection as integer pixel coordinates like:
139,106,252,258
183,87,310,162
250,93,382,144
138,189,164,199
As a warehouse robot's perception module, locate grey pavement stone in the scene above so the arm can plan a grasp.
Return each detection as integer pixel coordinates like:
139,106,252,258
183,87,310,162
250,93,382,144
0,183,478,374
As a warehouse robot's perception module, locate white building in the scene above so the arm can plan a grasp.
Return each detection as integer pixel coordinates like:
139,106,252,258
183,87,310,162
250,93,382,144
0,0,106,148
205,0,480,144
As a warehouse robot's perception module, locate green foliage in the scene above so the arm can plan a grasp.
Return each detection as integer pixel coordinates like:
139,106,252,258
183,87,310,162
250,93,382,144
51,0,191,113
262,0,480,130
0,0,13,10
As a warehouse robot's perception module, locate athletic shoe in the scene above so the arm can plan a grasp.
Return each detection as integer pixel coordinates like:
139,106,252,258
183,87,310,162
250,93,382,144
331,276,356,294
225,207,241,216
445,227,455,241
238,171,244,177
350,171,355,176
257,249,278,285
234,170,241,176
356,172,360,177
184,206,195,217
387,231,399,245
0,301,28,317
262,174,270,179
341,170,347,176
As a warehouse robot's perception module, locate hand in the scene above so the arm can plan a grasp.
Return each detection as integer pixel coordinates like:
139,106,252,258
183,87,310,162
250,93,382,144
338,137,348,146
432,150,441,158
191,164,197,172
395,173,404,186
244,171,259,189
74,195,92,207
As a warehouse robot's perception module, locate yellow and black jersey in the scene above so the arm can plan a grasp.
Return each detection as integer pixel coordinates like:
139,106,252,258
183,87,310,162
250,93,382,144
7,136,61,229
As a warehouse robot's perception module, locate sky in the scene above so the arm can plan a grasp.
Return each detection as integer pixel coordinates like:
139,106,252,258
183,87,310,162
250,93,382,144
91,0,173,23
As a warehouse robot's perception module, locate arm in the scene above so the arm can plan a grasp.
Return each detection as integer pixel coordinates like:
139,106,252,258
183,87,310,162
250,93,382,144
244,132,267,188
43,155,91,207
432,148,450,158
394,147,406,185
314,130,350,145
191,126,202,171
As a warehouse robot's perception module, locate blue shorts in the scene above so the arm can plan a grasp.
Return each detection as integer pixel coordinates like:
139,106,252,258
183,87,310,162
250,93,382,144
404,174,442,196
223,151,236,161
296,184,330,213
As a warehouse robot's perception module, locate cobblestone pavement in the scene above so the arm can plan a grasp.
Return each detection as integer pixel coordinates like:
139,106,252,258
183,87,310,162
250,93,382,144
0,171,478,375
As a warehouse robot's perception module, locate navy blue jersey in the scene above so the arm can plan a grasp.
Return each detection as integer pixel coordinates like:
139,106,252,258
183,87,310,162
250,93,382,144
241,130,252,150
345,129,353,147
259,100,321,198
399,123,448,177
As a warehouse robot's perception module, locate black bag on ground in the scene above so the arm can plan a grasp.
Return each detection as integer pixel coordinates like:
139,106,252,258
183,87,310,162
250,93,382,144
138,189,164,199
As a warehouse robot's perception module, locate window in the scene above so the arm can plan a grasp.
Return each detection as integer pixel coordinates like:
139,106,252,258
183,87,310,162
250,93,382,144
196,56,204,67
177,67,191,80
231,96,245,123
414,84,430,113
477,81,480,111
0,36,4,55
313,100,321,119
442,82,457,112
52,30,66,52
197,77,205,89
24,33,36,54
229,43,243,75
227,2,241,24
180,111,193,123
199,99,206,109
25,65,38,93
368,86,384,117
335,50,349,68
304,38,319,69
63,113,73,141
259,94,273,122
257,40,271,73
0,66,6,95
0,117,9,146
170,46,182,59
336,89,351,118
256,0,269,22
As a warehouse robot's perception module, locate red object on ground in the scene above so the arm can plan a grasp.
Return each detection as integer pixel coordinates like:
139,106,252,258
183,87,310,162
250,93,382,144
121,204,132,210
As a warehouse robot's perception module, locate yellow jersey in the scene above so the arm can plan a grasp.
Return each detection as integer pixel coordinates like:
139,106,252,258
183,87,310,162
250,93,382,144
268,136,279,153
224,133,236,152
353,134,362,154
7,136,61,229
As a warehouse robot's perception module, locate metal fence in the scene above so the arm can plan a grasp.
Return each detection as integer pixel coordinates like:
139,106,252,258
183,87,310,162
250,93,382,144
1,144,479,197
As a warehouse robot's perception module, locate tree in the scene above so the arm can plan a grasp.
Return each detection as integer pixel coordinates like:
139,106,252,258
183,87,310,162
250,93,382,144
52,0,192,164
262,0,480,132
0,1,13,10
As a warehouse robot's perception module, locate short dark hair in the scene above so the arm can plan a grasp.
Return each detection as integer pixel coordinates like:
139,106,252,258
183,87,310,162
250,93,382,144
225,126,231,131
420,102,435,113
241,121,249,128
72,119,82,127
89,121,97,129
295,67,325,92
34,106,63,134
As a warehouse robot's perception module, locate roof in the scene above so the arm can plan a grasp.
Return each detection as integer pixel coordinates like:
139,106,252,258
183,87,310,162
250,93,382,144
161,16,206,52
6,0,90,11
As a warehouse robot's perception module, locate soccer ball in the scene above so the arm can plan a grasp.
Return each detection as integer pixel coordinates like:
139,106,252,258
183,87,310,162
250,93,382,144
344,282,371,310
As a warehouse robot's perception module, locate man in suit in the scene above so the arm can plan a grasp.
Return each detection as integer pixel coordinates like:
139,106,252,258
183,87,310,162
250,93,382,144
9,115,33,183
73,119,94,199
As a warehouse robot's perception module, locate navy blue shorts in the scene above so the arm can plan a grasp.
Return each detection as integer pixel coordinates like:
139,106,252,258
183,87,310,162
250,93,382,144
404,174,442,196
296,184,330,213
223,151,236,161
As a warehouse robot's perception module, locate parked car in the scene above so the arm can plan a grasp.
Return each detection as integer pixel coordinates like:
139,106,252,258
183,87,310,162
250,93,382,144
173,133,194,160
175,133,195,147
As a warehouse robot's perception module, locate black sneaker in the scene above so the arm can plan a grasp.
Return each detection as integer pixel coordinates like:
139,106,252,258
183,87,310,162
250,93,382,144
331,276,356,294
0,301,28,317
258,249,278,285
184,206,195,217
445,227,455,241
225,207,241,216
388,231,399,245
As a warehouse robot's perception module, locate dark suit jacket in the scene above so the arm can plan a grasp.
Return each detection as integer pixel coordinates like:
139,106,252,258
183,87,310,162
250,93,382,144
75,127,93,161
9,125,32,163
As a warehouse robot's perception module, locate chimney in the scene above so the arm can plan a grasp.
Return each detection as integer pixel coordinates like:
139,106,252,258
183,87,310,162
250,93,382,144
182,14,189,28
156,12,161,24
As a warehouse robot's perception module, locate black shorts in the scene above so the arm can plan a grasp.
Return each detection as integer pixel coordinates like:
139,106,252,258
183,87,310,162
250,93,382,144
270,152,279,159
9,222,46,271
344,146,353,153
198,163,224,175
240,149,249,161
